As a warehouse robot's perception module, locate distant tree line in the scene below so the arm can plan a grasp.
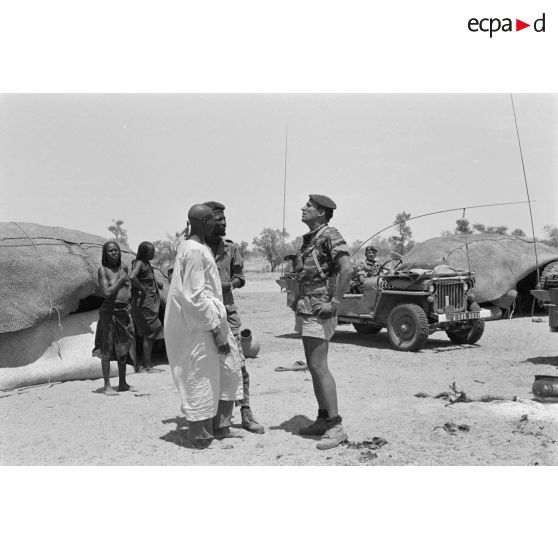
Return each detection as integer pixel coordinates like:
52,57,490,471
440,218,558,248
107,213,558,274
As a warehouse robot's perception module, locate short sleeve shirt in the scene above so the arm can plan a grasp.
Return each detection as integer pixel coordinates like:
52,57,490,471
209,238,245,308
297,224,350,284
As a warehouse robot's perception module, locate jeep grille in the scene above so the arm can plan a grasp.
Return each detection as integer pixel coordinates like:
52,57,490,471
436,281,465,312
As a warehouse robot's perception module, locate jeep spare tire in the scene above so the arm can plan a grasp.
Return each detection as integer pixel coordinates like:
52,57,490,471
353,323,382,335
446,302,485,345
386,303,429,352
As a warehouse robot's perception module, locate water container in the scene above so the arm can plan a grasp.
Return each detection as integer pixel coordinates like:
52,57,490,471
240,329,261,358
532,375,558,402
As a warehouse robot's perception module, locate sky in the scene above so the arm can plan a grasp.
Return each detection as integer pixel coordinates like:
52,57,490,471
1,93,556,250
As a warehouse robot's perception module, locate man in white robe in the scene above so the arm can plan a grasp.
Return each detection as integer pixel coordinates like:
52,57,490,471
164,204,243,448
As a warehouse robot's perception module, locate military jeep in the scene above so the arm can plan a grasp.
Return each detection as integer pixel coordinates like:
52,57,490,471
531,262,558,332
280,257,491,351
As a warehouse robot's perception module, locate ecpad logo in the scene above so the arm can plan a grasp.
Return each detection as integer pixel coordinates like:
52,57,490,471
468,13,546,37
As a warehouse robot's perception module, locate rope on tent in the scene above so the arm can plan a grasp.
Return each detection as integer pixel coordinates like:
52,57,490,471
10,222,63,331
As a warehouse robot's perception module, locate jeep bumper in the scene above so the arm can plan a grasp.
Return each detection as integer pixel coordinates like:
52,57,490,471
437,308,491,323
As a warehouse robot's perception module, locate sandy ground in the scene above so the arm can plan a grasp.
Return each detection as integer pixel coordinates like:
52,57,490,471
1,272,557,466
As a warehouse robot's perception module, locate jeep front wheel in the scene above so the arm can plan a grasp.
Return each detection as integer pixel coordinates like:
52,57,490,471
353,323,382,335
386,304,429,351
446,303,485,345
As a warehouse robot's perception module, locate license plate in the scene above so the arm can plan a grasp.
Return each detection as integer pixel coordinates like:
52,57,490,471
449,311,480,321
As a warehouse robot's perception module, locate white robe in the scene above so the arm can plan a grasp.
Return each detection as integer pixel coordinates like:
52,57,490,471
164,239,243,421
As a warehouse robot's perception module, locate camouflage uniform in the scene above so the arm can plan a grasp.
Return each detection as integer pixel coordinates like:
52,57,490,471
293,224,350,339
355,258,381,279
293,194,350,450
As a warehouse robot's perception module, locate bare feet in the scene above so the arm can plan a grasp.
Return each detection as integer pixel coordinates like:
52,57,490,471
118,383,136,392
213,427,245,440
102,386,119,396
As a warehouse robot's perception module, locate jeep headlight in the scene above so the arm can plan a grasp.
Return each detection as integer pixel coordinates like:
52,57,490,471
427,282,436,294
463,282,470,293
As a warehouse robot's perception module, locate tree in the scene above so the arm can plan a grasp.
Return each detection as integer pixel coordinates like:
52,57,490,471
374,237,393,261
472,223,508,235
348,240,365,260
108,219,129,248
488,225,508,235
511,228,526,237
152,230,185,270
252,228,290,271
388,211,414,255
455,218,472,235
285,235,303,255
239,240,250,259
541,225,558,248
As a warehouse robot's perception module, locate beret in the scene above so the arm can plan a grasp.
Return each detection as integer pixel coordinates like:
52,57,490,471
309,194,337,210
203,201,226,212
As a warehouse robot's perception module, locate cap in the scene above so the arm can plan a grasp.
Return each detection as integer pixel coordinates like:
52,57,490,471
203,201,226,213
309,194,337,210
366,245,378,253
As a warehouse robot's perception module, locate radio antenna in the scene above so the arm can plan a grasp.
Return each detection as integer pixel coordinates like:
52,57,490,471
280,125,288,275
510,93,540,284
350,200,535,259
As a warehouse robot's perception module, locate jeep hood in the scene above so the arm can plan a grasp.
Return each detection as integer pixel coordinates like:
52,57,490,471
395,262,470,278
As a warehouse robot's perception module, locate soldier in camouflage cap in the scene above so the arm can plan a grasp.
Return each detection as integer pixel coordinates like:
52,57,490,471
203,200,265,434
290,194,353,450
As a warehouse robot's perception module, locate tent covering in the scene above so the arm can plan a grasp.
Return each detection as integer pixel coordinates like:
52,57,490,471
401,233,558,304
0,222,167,334
0,223,169,390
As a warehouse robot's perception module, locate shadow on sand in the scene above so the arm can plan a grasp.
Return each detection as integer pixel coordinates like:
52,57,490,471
276,329,481,354
269,414,317,438
332,330,481,353
160,416,191,448
524,356,558,367
275,333,300,340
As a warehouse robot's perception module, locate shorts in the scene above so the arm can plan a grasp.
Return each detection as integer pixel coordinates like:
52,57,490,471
294,313,338,341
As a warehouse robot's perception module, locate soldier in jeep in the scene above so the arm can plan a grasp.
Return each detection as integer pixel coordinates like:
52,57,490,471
356,245,381,279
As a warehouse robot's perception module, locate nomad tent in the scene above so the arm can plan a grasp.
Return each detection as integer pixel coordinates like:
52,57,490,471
401,233,558,314
0,222,168,390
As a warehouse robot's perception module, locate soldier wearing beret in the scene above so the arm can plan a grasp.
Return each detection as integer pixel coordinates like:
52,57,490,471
203,200,265,434
355,245,381,281
291,194,353,450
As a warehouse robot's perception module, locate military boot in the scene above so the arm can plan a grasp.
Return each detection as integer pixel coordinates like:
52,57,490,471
241,406,265,434
316,416,348,450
